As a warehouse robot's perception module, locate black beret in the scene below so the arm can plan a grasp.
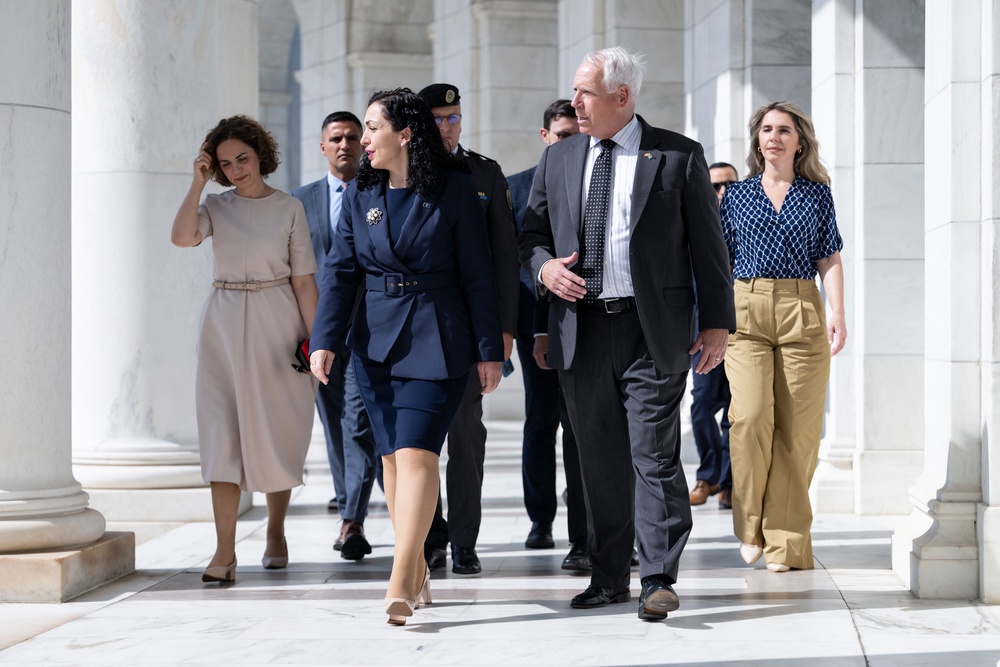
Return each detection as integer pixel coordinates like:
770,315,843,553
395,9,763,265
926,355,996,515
418,83,461,109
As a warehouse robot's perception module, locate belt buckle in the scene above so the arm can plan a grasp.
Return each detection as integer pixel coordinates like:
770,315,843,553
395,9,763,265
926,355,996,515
384,273,403,297
603,297,623,314
247,281,261,292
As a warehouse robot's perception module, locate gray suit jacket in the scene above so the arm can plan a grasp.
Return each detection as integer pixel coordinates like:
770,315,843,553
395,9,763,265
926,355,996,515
291,177,335,277
518,115,736,374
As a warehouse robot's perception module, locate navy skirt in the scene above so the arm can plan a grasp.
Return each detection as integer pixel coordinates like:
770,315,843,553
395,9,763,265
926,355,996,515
352,353,470,457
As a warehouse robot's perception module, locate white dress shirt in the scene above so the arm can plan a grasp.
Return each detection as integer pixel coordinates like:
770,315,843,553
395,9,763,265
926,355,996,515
581,115,641,299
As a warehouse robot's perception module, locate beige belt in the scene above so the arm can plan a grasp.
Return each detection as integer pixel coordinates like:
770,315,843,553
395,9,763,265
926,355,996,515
212,277,290,292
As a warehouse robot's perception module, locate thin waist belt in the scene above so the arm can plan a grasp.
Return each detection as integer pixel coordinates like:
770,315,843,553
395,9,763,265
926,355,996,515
365,271,458,297
578,296,637,314
736,277,817,293
212,277,290,291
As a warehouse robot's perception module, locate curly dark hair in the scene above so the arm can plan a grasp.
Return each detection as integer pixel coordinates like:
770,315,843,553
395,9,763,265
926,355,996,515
355,88,465,195
201,115,281,187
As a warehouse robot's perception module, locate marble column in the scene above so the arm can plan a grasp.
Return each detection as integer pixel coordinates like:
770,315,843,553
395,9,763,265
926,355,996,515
978,0,1000,604
892,0,982,599
0,0,132,603
809,0,857,512
293,0,433,185
71,0,260,520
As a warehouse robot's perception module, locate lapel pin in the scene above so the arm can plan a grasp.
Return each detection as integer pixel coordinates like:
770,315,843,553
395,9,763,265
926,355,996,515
423,202,431,208
366,207,382,226
643,152,653,160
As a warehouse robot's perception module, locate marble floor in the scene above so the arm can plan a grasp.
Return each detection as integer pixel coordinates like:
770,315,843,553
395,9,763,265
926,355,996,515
1,421,999,666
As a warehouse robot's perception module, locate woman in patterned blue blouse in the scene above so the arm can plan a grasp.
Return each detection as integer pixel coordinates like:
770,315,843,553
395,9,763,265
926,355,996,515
720,101,847,574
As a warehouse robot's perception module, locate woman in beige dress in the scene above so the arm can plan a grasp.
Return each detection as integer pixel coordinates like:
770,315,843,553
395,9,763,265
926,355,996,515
171,115,319,583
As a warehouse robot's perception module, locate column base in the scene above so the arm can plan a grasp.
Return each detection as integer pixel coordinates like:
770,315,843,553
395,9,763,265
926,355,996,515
980,504,1000,603
892,483,979,599
811,444,855,513
85,488,252,522
0,532,134,602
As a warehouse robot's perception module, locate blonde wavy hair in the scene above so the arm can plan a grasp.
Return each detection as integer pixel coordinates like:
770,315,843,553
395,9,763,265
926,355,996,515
745,101,829,185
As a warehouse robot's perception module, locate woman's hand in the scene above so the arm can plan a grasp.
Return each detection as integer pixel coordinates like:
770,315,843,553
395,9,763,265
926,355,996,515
478,361,502,395
193,148,213,187
828,311,847,356
310,349,336,384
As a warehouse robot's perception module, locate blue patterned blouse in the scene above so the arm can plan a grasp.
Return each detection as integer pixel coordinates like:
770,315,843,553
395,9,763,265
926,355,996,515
720,174,842,280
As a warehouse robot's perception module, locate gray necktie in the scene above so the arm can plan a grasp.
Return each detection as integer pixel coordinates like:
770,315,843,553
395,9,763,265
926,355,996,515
581,139,615,303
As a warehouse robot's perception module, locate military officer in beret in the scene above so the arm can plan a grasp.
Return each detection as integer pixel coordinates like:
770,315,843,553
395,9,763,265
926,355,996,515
417,82,520,575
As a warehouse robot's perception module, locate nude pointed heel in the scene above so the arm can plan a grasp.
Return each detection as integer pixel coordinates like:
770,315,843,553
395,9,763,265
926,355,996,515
385,598,415,625
739,542,763,565
415,565,432,609
202,557,237,583
262,537,288,569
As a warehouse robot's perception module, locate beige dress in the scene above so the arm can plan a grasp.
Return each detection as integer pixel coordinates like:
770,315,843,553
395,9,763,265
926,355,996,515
195,189,318,492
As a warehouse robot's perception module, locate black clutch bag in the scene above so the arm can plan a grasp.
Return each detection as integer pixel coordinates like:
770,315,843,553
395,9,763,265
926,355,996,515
292,339,310,373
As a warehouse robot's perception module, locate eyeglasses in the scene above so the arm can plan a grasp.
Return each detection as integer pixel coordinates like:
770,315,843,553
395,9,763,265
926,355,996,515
433,114,462,126
712,181,736,192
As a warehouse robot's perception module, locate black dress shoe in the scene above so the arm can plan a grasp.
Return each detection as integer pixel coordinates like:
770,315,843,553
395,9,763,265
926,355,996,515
638,576,680,621
631,548,639,567
425,546,447,571
339,522,372,561
525,521,554,549
451,546,481,575
570,584,630,609
561,543,591,572
326,498,338,513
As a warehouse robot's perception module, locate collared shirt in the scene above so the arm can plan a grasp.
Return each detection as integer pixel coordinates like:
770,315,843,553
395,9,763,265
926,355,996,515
582,115,641,298
327,172,346,235
720,174,842,280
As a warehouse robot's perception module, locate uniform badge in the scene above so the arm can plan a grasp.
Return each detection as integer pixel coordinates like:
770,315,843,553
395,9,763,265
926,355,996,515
366,207,382,225
445,89,456,104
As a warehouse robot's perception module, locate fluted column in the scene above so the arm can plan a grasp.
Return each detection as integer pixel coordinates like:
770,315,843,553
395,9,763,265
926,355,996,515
71,0,259,520
891,0,982,599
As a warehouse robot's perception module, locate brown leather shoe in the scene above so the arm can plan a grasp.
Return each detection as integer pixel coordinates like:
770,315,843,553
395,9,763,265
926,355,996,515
340,520,371,561
333,520,348,551
718,488,733,509
689,480,720,506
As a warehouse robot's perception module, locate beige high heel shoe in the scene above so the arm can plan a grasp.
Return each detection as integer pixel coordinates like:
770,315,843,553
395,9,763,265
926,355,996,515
739,542,763,565
415,564,432,609
202,557,237,583
262,537,288,569
385,597,415,625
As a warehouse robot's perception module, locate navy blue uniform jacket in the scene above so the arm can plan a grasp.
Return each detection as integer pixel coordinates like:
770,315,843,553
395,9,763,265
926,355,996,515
312,169,504,380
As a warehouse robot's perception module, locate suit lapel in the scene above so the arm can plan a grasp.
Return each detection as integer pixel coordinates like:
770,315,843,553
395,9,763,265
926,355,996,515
360,185,407,272
630,118,662,232
565,140,587,237
313,180,332,253
393,188,442,259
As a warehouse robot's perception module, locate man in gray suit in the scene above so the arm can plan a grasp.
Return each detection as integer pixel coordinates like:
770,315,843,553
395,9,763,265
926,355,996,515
519,47,735,621
291,111,376,561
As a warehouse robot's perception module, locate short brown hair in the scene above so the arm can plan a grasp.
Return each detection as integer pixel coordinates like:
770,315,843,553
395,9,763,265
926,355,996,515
201,115,280,187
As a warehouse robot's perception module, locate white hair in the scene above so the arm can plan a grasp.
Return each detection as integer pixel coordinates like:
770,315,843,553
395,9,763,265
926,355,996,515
583,46,647,98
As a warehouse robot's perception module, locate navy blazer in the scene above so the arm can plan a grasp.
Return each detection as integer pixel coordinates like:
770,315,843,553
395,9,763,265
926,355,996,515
312,169,504,380
519,115,736,374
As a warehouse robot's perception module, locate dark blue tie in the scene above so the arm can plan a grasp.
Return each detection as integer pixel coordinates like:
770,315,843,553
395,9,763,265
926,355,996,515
581,138,615,303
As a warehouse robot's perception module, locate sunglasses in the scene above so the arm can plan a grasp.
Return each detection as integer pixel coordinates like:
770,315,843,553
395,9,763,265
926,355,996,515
712,181,736,192
433,114,462,126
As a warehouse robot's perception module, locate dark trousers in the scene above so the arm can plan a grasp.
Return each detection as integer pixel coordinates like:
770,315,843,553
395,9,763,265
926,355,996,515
515,333,588,545
316,347,377,523
426,372,486,550
690,350,732,490
560,309,692,589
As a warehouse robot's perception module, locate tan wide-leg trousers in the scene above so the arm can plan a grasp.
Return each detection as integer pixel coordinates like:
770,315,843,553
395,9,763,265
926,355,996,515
725,278,830,570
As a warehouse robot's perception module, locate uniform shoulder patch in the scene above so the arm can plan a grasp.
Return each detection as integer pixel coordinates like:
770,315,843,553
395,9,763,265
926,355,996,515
468,149,498,165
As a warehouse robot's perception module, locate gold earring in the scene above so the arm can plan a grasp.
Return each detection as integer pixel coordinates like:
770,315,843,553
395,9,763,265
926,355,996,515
797,147,802,154
757,146,762,153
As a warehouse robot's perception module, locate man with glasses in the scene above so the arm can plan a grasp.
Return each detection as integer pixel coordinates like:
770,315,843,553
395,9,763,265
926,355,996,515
688,161,739,509
417,83,519,575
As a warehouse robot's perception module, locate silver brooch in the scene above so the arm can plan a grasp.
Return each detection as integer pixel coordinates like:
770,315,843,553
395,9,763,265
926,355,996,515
366,208,382,226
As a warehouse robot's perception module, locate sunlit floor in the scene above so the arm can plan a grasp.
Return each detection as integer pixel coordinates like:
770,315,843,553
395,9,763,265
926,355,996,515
1,421,999,666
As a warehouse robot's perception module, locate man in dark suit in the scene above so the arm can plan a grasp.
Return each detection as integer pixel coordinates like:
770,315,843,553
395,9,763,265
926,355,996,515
417,83,520,575
507,99,590,571
519,47,735,621
291,111,377,561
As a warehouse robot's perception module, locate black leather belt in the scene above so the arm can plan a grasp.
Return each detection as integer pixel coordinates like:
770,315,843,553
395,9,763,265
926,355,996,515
365,271,457,297
580,296,637,314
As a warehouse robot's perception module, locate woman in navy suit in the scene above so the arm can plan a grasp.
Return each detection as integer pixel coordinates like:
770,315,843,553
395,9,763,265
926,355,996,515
310,88,503,625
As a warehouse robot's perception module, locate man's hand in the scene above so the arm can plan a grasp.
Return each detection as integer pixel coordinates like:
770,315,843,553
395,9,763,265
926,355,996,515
532,335,551,370
478,361,502,394
540,252,587,301
688,328,729,375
